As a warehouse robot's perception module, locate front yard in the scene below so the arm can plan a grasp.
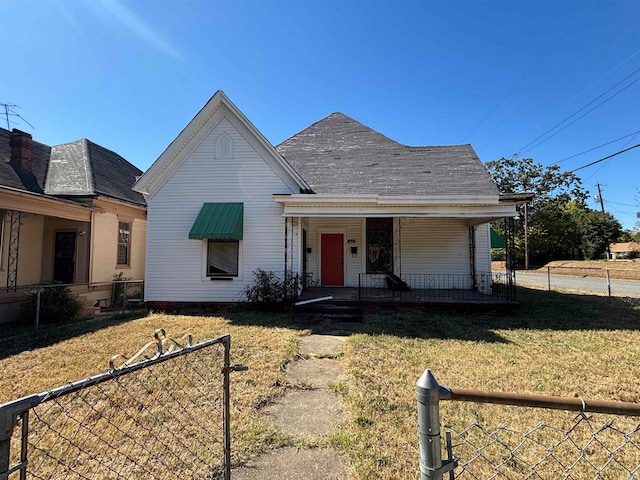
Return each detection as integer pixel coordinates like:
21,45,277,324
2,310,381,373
1,288,639,478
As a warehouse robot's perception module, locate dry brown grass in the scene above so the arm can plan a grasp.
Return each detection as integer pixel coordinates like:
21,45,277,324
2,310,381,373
3,289,640,479
334,288,640,479
0,310,305,476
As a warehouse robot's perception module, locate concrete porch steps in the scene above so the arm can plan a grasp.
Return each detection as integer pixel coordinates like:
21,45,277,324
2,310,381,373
294,302,361,321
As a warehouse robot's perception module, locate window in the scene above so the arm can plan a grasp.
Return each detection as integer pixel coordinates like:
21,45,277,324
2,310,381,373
117,221,131,266
207,240,239,277
366,218,393,273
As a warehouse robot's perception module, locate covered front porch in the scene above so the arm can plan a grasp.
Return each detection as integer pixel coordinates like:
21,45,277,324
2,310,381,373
296,270,515,316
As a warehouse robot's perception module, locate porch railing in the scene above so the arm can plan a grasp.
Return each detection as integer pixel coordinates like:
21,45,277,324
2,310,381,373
358,272,515,303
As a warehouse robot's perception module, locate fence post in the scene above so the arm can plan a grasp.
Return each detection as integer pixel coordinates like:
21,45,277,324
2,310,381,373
417,370,443,480
606,269,611,299
121,280,127,314
35,286,42,332
0,396,39,479
547,267,551,292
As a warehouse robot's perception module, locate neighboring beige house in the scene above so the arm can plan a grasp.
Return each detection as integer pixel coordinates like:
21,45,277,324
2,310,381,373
609,242,640,260
1,128,146,320
134,91,520,309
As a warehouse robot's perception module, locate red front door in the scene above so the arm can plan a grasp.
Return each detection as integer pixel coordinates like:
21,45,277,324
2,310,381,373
321,234,344,286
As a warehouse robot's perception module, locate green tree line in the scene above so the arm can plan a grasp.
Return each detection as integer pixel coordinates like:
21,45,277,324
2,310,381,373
486,157,639,265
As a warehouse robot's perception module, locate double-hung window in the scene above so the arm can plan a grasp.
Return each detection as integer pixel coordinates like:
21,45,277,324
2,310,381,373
117,221,131,266
207,240,239,277
189,203,243,279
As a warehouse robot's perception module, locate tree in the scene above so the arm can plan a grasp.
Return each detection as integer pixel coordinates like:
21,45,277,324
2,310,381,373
485,157,589,265
581,211,622,260
485,157,588,209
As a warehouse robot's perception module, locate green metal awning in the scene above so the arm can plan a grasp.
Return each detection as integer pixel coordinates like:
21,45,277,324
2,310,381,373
189,203,243,240
491,228,505,248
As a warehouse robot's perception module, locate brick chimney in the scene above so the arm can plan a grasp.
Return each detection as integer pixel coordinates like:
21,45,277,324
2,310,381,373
9,129,33,171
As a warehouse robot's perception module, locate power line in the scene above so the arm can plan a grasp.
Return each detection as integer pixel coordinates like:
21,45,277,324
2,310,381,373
571,143,640,172
517,65,640,156
555,128,640,164
461,1,597,142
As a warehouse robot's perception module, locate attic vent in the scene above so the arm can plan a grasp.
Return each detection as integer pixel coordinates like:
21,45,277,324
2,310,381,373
215,132,234,159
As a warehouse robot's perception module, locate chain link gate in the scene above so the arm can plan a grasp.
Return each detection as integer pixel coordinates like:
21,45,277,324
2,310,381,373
0,330,246,480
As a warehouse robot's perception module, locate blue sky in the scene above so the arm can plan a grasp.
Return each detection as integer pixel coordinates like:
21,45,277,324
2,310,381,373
1,0,639,229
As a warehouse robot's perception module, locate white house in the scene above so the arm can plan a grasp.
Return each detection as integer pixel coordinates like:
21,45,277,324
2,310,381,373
133,91,519,309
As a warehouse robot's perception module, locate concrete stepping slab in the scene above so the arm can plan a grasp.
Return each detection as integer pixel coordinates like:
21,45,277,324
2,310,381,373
299,334,345,356
268,389,345,439
286,357,345,388
232,447,348,480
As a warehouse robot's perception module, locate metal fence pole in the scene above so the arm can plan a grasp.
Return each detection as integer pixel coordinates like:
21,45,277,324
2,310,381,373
606,269,611,299
121,280,127,314
547,267,551,292
417,370,443,480
35,286,41,332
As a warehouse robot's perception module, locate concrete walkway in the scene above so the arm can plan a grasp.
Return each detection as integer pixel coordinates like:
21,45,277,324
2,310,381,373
232,333,349,479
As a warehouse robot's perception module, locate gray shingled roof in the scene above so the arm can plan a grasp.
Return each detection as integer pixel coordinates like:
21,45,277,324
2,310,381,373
276,112,498,196
0,128,145,206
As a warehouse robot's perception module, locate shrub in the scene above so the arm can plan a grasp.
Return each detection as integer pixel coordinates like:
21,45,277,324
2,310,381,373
20,284,82,324
242,269,307,308
242,269,285,304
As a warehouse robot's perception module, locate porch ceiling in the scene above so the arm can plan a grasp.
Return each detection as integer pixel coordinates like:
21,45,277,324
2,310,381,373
0,186,94,221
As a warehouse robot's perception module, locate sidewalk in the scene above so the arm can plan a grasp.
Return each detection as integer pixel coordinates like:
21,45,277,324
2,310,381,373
232,333,349,479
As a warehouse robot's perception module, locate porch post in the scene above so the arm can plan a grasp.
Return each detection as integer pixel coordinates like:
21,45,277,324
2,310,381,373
6,210,25,291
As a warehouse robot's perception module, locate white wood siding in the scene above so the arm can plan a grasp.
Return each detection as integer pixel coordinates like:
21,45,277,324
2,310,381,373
474,223,492,294
304,217,481,289
397,218,471,276
305,217,363,287
145,115,295,302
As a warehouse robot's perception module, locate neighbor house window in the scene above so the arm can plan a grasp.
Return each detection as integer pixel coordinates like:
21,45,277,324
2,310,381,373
207,240,239,277
366,218,393,273
117,221,131,266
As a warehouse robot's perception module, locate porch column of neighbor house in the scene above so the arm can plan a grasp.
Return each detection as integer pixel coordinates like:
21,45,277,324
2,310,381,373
6,210,25,291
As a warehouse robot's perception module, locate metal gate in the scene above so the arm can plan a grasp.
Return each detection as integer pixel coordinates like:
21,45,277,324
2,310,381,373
0,330,246,480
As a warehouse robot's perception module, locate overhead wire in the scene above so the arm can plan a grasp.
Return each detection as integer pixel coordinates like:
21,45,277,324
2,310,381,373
461,1,597,142
571,143,640,172
517,66,640,156
555,129,640,164
474,7,640,151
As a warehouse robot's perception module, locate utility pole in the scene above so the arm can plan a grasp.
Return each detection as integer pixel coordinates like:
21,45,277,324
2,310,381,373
596,183,611,259
523,202,529,270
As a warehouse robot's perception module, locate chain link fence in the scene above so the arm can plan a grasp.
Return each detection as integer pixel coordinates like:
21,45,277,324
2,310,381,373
416,370,640,479
445,408,640,479
516,266,640,300
0,280,145,330
0,330,246,480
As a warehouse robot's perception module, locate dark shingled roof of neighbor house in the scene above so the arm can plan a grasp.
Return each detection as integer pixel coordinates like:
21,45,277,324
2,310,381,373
276,112,499,197
0,127,145,206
